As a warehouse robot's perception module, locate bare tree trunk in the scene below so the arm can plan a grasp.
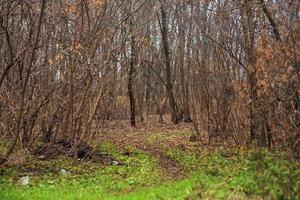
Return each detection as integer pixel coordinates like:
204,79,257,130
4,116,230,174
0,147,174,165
159,0,179,124
241,0,266,147
128,20,136,127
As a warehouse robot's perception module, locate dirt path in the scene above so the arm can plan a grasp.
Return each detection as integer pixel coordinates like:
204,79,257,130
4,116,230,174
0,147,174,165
128,139,186,180
95,128,190,180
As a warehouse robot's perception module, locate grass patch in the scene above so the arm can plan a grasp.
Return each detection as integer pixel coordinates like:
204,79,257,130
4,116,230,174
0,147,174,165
0,142,164,200
0,142,299,200
0,139,7,152
167,149,200,171
166,147,300,199
146,130,191,146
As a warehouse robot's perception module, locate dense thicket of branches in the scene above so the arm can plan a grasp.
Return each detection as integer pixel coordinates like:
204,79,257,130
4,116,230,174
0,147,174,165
0,0,299,164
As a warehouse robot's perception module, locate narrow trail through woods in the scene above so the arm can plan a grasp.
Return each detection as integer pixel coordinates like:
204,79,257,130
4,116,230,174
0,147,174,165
98,130,187,179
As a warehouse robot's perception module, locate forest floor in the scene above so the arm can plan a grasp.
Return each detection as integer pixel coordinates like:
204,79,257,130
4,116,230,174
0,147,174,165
0,120,299,200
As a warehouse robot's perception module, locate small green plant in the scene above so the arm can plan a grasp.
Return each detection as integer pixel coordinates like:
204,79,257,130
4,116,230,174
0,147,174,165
249,149,300,199
0,139,7,152
167,148,200,171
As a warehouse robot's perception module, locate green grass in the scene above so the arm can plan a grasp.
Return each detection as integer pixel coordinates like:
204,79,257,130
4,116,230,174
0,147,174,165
0,143,164,200
166,148,300,199
0,139,7,152
146,130,191,147
167,148,201,169
0,142,299,200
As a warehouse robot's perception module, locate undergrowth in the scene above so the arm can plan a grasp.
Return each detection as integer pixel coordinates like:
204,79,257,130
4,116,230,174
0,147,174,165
0,140,299,200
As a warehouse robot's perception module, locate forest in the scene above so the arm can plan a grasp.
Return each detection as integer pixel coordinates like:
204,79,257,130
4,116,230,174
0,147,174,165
0,0,299,199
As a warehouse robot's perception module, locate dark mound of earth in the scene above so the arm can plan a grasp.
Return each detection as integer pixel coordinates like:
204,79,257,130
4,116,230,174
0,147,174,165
33,140,123,165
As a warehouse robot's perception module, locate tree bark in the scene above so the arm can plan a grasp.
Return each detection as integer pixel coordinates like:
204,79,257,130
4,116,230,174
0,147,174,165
128,20,136,127
159,0,179,124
